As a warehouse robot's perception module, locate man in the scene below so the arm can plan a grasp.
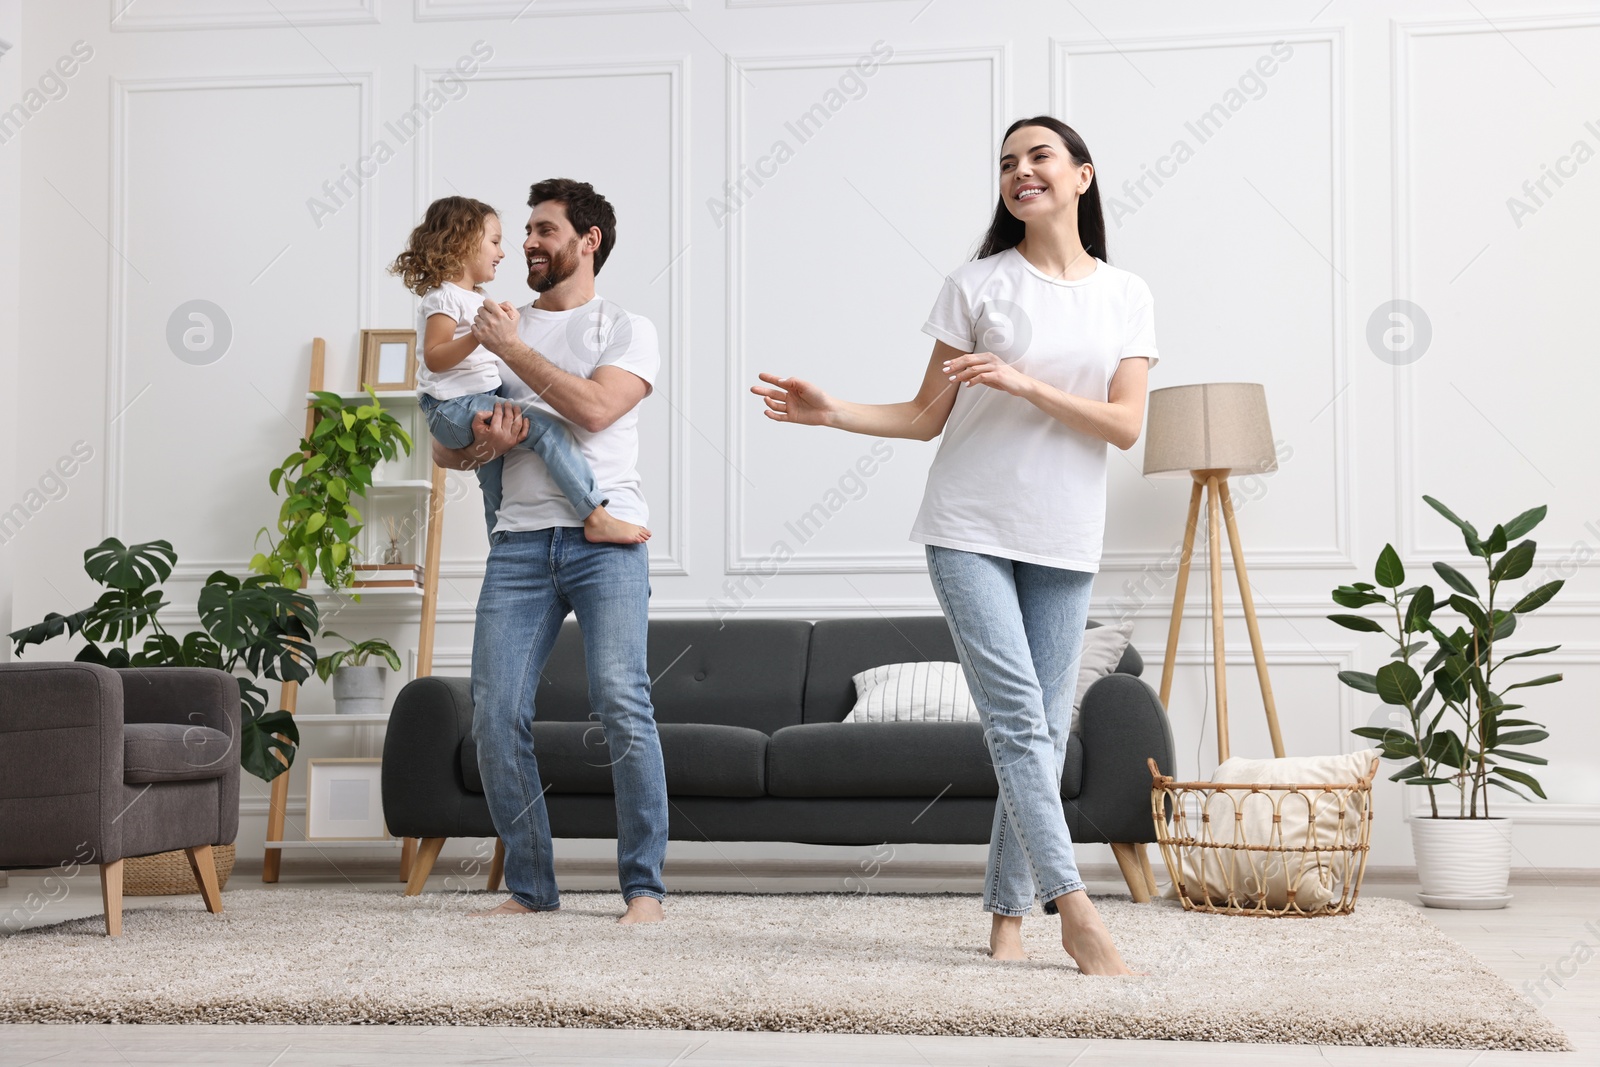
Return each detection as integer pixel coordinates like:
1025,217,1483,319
432,178,666,924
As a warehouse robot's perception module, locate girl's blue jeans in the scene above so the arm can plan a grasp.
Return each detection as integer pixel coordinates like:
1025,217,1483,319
419,389,607,537
925,544,1094,916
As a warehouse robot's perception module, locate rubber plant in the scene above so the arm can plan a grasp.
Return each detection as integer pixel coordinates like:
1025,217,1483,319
252,388,413,592
1329,497,1564,817
8,537,317,782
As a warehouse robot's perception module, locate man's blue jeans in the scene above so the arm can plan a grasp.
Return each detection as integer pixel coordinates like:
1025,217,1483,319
925,544,1094,916
471,528,667,910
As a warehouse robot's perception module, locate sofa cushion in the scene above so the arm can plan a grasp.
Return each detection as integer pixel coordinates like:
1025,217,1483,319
534,619,813,734
123,723,232,784
461,722,768,798
804,618,1143,724
767,721,1000,798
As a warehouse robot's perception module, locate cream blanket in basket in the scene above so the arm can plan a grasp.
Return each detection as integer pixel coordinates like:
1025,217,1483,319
1168,749,1381,910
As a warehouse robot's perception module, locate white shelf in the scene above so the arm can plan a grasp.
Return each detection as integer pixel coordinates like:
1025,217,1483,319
291,713,391,724
265,839,402,849
306,583,425,598
307,390,418,404
364,479,433,491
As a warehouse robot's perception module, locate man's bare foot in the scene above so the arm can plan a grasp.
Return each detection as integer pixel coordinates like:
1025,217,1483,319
617,896,664,924
584,505,651,544
1050,890,1141,976
468,897,556,918
988,913,1027,960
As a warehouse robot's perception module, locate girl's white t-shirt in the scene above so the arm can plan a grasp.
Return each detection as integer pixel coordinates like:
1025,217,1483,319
911,248,1159,572
414,281,501,399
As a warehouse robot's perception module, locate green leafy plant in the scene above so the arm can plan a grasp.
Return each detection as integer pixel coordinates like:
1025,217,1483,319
1330,497,1564,818
252,388,413,591
314,631,402,682
8,538,317,782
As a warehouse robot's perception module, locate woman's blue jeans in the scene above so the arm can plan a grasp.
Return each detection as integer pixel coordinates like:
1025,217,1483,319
925,544,1094,916
470,528,667,910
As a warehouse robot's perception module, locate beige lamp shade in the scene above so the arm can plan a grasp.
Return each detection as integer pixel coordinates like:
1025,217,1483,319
1143,382,1276,476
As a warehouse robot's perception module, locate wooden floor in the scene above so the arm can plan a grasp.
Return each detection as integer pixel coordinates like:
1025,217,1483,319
1,862,1594,1066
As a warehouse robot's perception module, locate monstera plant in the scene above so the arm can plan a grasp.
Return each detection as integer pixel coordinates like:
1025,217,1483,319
9,537,317,782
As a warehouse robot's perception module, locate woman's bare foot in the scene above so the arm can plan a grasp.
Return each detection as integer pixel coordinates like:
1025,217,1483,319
1051,890,1141,976
468,897,556,918
988,913,1027,959
584,505,651,544
617,896,664,924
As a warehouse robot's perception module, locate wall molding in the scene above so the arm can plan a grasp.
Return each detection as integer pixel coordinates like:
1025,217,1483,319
1052,26,1353,571
410,57,691,577
1391,13,1600,568
413,0,683,19
105,72,374,541
110,0,379,32
725,44,1010,574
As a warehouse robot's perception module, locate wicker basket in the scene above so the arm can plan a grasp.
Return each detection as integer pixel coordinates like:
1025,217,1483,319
1149,757,1377,917
124,844,236,897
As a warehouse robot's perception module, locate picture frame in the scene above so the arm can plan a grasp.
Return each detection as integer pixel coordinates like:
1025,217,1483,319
358,329,418,391
305,758,390,841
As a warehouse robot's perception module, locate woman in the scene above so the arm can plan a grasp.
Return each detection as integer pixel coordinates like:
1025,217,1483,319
751,116,1155,975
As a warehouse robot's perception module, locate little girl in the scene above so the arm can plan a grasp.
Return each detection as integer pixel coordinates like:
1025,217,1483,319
389,196,649,544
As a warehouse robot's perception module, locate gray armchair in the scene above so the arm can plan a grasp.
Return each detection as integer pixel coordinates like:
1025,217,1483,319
0,662,239,935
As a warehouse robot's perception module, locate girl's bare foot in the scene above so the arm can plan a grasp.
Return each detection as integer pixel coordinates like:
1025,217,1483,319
468,897,556,918
988,913,1027,960
617,896,664,924
584,505,651,544
1051,890,1141,976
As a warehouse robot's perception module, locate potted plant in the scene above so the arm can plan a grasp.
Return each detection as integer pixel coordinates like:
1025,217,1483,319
315,632,403,716
1330,497,1564,909
251,388,413,592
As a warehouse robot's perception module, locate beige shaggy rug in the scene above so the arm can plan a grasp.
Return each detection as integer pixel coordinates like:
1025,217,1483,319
0,890,1569,1049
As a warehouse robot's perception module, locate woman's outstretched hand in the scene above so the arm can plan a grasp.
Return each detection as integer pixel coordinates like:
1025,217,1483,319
943,351,1032,397
752,372,836,427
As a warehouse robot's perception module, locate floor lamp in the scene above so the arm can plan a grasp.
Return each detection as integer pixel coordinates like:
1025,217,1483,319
1143,383,1286,762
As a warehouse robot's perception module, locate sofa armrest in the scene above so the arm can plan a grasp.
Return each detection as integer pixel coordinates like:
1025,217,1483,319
117,667,238,733
1070,672,1175,844
117,667,241,846
382,675,480,839
0,662,125,867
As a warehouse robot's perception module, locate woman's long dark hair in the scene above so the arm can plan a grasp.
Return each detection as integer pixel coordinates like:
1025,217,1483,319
973,115,1107,264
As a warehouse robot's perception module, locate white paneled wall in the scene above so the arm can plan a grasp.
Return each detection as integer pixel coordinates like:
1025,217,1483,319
4,0,1598,873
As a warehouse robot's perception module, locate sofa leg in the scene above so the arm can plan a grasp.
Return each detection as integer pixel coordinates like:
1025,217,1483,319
100,860,124,937
1136,842,1159,897
404,837,446,896
185,845,224,915
1110,843,1151,903
487,838,505,893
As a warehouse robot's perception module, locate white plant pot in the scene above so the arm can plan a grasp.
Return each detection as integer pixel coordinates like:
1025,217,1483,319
331,665,388,716
1411,816,1514,909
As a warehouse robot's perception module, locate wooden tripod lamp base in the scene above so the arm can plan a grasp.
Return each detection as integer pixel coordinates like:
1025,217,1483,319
1155,470,1285,763
1142,383,1286,764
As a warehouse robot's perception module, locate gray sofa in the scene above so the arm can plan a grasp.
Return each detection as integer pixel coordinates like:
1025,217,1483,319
382,616,1175,900
0,663,237,935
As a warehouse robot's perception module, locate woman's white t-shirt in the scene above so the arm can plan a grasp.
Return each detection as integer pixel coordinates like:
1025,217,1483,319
911,248,1159,572
414,281,501,399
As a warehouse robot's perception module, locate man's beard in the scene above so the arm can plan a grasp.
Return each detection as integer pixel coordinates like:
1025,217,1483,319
527,236,580,292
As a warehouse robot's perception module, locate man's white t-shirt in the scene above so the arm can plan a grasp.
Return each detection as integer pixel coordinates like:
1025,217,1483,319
493,296,659,533
414,281,501,399
912,248,1159,572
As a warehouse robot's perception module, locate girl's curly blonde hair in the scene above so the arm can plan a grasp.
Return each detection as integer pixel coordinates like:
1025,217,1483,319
388,196,497,296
